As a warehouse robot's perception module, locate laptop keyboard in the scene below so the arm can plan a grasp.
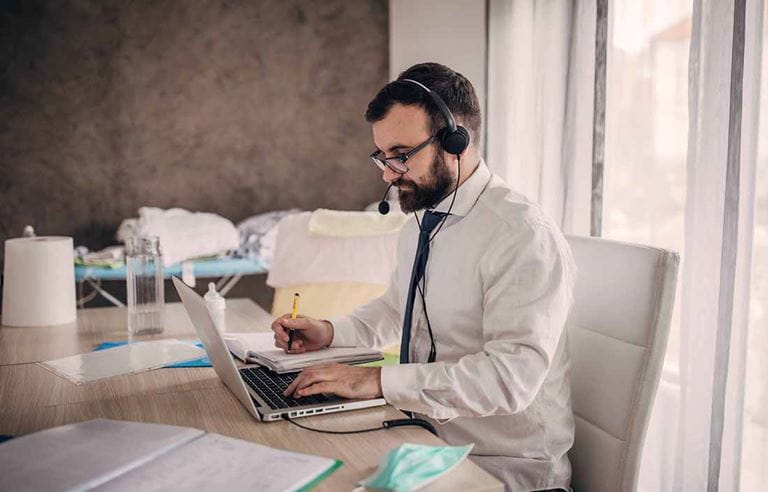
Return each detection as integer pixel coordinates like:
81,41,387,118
239,366,341,410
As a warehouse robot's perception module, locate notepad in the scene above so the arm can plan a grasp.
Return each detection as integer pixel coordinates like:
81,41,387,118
223,332,383,373
0,419,341,492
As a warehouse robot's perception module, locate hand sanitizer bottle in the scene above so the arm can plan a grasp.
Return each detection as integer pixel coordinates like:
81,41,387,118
204,282,226,331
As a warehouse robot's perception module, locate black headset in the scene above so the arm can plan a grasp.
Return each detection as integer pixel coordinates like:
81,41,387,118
377,78,471,215
399,78,471,156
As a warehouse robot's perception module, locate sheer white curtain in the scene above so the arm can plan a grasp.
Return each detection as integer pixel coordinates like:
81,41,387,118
486,0,594,235
671,0,764,489
600,0,765,489
487,0,766,489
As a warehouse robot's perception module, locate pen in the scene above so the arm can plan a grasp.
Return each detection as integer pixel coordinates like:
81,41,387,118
288,292,299,350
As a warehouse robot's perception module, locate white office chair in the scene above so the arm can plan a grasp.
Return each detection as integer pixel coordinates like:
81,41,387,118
566,235,679,492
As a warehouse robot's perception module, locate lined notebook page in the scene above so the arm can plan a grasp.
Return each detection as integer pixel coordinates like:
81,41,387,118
0,419,203,491
96,433,339,492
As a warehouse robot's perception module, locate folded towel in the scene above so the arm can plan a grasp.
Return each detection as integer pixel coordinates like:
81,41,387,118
118,207,240,267
308,209,410,237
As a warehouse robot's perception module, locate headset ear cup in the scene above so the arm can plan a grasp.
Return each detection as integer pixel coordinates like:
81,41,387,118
441,126,470,155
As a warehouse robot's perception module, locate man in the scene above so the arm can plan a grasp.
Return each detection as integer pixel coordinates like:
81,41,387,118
271,62,576,491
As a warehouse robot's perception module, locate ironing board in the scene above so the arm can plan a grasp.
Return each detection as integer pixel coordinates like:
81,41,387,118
75,257,267,307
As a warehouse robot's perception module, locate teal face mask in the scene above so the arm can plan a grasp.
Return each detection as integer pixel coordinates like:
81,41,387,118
359,443,474,492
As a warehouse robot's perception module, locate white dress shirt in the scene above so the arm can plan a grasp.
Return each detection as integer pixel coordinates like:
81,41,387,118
329,159,577,491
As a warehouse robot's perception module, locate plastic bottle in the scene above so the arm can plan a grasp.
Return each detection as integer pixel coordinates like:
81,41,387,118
126,236,164,335
204,282,226,331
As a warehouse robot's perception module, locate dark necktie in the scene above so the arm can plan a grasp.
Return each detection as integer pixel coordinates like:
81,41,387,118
400,210,447,364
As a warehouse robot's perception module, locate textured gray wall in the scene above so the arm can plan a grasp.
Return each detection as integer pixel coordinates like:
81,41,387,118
0,0,388,259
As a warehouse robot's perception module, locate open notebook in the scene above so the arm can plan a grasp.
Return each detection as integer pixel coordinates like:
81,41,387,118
0,419,340,492
223,332,382,373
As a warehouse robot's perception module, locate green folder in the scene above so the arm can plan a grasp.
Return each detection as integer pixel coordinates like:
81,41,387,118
298,459,344,491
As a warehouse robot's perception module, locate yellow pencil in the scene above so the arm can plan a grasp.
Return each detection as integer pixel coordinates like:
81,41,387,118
291,292,300,319
288,293,299,350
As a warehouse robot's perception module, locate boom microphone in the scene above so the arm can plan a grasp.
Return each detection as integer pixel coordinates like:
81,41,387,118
378,183,395,215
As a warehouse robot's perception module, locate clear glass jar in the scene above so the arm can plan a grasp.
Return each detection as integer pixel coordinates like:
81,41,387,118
126,236,165,335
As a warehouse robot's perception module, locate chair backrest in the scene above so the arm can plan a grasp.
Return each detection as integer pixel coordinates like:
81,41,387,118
566,235,679,492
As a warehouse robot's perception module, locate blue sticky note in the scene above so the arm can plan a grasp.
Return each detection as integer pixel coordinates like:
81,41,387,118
93,341,212,368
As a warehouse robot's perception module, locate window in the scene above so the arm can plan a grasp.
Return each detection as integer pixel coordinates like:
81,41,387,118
603,0,768,488
603,0,691,370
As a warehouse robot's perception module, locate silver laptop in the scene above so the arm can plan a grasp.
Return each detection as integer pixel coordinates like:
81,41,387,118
172,276,386,422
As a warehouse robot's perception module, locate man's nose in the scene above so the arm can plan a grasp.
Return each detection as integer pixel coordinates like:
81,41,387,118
382,166,401,184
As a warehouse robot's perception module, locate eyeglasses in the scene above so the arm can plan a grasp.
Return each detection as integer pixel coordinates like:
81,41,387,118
369,135,437,174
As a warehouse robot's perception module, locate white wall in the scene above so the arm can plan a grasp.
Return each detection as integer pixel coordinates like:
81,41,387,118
389,0,488,147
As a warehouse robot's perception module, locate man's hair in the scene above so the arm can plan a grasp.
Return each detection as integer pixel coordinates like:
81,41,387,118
365,62,482,147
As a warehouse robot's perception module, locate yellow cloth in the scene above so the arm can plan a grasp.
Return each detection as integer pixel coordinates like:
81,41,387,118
272,282,387,320
271,283,400,359
308,209,410,237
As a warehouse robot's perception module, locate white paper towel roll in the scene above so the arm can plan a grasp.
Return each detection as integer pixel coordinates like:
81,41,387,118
2,236,77,326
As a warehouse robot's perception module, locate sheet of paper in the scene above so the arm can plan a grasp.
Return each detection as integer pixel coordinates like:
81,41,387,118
223,332,275,361
40,339,206,384
96,432,340,492
93,340,211,368
0,419,203,492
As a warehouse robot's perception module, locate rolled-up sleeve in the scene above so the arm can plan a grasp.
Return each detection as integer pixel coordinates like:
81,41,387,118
380,224,575,420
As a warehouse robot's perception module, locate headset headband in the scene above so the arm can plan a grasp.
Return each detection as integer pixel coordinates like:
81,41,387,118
400,78,458,134
398,78,469,156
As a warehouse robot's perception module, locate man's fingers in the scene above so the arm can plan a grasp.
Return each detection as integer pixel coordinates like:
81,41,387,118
274,334,289,350
274,334,308,354
286,368,336,396
298,381,338,397
285,364,346,396
280,316,312,332
290,371,321,395
271,316,291,342
288,343,306,354
285,368,319,396
272,313,309,341
284,372,306,396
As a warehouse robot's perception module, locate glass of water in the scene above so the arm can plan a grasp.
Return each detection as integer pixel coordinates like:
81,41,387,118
126,236,165,335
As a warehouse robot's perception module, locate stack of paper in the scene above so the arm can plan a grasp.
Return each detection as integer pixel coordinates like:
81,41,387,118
224,332,382,373
0,419,341,491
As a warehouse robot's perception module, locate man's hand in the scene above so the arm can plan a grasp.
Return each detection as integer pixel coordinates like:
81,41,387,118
284,364,383,400
271,314,333,353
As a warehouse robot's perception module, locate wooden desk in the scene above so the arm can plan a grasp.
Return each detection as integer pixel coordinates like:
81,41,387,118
0,299,502,491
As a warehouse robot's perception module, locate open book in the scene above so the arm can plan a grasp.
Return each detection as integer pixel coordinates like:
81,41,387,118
0,419,340,492
223,332,383,373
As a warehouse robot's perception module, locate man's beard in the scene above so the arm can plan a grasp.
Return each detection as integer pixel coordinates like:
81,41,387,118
395,152,454,213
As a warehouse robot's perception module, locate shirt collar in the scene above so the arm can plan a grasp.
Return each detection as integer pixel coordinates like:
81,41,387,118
425,158,492,218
